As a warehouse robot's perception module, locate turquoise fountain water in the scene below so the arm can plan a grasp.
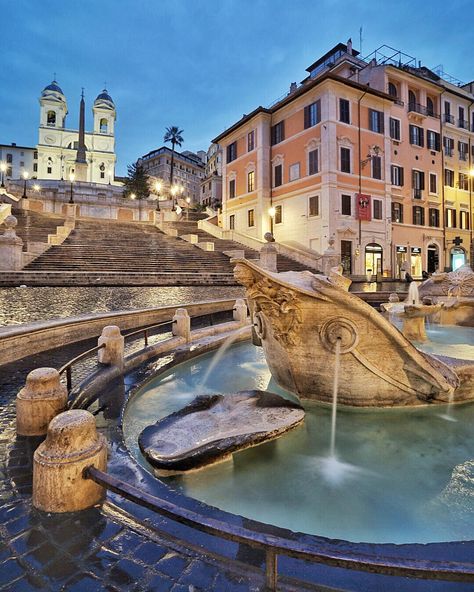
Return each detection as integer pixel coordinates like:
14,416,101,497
123,327,474,545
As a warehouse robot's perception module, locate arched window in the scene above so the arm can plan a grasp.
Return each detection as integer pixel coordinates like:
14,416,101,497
99,162,106,179
47,157,53,175
100,118,108,133
426,97,434,116
388,82,397,97
408,90,417,111
47,111,56,126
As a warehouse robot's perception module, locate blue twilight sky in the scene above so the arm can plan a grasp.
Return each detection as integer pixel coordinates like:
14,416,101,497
2,0,474,175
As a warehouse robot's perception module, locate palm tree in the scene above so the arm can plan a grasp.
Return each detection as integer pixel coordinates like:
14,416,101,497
163,126,184,192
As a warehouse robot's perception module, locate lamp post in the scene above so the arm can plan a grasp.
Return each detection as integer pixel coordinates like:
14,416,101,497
186,196,191,221
0,163,6,188
22,171,29,199
33,183,41,194
154,180,162,211
268,206,276,237
170,184,178,211
69,172,75,204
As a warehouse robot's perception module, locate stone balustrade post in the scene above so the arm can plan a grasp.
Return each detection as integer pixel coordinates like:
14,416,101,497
33,410,107,513
98,325,124,370
16,368,68,436
259,242,278,272
233,299,248,324
172,308,191,342
0,215,24,270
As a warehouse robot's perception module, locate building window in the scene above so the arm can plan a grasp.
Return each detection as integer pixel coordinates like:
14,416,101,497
373,199,382,220
274,205,282,224
458,172,469,191
271,121,285,145
413,206,425,225
429,173,437,194
444,137,454,156
308,149,319,175
47,110,56,126
304,100,321,128
389,118,400,140
409,125,424,147
33,151,38,159
388,82,398,97
247,130,255,152
368,109,384,133
408,90,417,111
340,147,351,173
460,210,469,229
248,209,255,227
444,169,455,187
229,179,236,198
229,214,235,230
33,163,38,172
427,130,440,151
426,97,435,116
429,208,440,227
392,202,403,223
458,106,467,129
100,118,108,133
247,170,255,192
6,154,12,163
446,208,456,228
20,161,24,167
444,101,453,123
274,164,282,187
458,141,468,161
412,170,424,198
339,98,350,124
341,194,351,215
371,156,382,180
227,142,237,163
308,195,319,217
99,162,106,179
289,162,300,181
391,165,404,186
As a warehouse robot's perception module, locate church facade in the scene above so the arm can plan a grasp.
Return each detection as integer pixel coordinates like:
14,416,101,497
37,81,117,185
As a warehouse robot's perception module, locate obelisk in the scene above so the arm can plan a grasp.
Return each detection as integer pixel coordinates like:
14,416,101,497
74,89,88,182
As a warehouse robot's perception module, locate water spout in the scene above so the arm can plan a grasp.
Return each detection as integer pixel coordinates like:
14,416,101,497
329,338,342,458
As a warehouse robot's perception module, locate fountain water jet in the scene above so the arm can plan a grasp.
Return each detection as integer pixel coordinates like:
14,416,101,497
329,338,342,458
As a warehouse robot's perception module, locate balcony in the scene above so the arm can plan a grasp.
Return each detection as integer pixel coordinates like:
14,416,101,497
458,119,469,129
408,103,438,118
444,114,455,124
413,188,422,199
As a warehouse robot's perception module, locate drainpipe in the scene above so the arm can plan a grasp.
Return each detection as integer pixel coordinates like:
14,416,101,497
440,90,447,271
468,100,474,268
357,90,368,263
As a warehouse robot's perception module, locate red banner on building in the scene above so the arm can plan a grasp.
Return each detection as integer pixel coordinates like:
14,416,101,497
356,193,371,221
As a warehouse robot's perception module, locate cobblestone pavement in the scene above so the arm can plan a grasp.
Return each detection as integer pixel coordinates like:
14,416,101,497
0,343,277,592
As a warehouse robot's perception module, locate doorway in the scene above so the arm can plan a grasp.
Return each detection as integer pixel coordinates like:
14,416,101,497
341,240,352,274
365,243,383,277
427,244,439,274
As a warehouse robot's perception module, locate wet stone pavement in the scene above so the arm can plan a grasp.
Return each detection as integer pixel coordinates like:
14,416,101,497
0,342,274,592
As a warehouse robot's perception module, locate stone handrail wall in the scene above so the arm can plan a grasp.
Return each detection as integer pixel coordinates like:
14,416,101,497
0,203,12,224
0,299,238,367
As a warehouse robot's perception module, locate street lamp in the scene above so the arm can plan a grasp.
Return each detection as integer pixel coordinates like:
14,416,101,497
69,172,75,204
33,184,41,193
130,192,136,200
154,180,162,211
268,206,276,236
0,163,6,188
186,196,191,221
22,171,29,199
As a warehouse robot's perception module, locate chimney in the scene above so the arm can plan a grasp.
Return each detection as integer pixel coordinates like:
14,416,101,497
347,38,353,55
289,82,298,93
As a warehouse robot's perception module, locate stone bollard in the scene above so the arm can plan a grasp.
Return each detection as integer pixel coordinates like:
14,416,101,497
259,242,278,272
33,410,107,513
0,215,24,270
98,325,124,370
16,368,68,436
172,308,191,342
233,299,248,324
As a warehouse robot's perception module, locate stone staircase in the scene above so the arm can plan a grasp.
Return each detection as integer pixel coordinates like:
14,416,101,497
165,219,320,273
11,210,65,248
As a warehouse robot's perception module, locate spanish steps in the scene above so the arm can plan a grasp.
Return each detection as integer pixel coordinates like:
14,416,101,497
12,210,64,246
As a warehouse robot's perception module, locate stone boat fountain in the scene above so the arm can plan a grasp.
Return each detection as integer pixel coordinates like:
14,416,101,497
233,258,474,407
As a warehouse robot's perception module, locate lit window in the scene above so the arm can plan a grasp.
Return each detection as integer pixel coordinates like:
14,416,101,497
248,209,255,227
308,195,319,216
274,205,282,224
247,170,255,192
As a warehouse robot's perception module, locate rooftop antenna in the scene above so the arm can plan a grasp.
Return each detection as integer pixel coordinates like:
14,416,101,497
359,26,363,56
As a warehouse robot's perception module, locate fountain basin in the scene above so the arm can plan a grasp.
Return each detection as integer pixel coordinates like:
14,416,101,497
138,390,305,475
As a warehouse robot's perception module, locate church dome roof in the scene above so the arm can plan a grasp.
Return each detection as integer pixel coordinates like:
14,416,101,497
41,80,66,102
43,81,63,94
94,89,115,109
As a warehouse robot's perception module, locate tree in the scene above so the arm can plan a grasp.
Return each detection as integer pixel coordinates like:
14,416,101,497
163,126,184,188
122,161,150,200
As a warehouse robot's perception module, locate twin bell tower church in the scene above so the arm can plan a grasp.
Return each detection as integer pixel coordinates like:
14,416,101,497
37,80,117,185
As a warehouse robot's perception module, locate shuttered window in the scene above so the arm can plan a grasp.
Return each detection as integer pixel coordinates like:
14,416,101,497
304,100,321,128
